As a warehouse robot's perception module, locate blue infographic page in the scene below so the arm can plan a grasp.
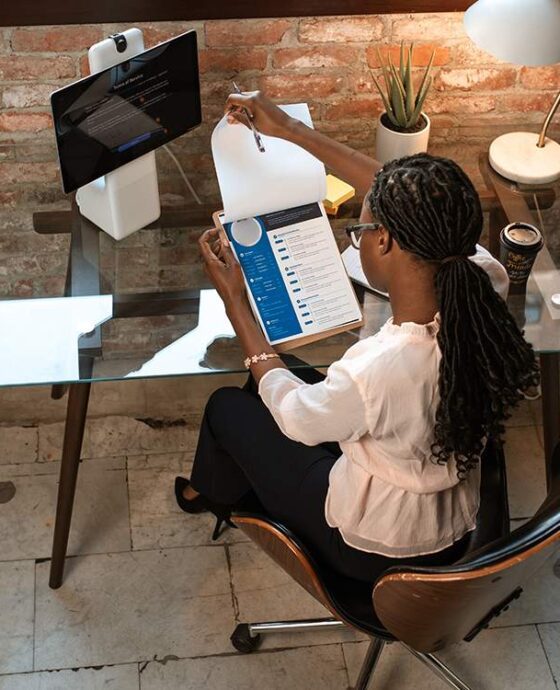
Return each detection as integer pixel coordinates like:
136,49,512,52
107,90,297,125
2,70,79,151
223,203,362,346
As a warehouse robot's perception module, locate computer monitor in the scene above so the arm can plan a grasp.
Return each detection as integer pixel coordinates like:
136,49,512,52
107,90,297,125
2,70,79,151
51,30,201,194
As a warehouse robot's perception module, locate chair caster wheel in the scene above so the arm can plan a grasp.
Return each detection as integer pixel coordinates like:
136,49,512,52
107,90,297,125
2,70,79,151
230,624,262,653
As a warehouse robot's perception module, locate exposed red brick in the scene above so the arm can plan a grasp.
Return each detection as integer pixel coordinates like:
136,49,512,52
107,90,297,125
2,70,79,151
435,68,517,92
299,16,383,43
12,279,34,297
0,56,75,81
201,78,258,101
206,19,292,47
0,30,10,54
428,114,456,129
79,54,90,77
41,276,66,296
11,26,102,52
520,65,560,90
273,46,360,70
136,23,203,48
349,73,377,94
0,162,58,185
501,93,558,114
430,94,496,114
199,48,268,74
392,14,465,41
428,142,481,163
0,111,53,133
259,74,343,99
366,44,450,68
201,102,226,122
454,42,507,67
0,144,14,162
1,84,54,109
0,190,22,207
325,97,384,121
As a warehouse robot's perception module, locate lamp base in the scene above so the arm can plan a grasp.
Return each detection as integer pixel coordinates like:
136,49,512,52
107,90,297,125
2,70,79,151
489,131,560,185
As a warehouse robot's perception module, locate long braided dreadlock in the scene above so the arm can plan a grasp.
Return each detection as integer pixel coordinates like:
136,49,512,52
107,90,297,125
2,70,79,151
370,153,540,477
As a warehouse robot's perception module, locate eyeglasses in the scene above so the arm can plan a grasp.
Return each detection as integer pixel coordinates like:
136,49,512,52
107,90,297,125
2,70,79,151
345,223,382,250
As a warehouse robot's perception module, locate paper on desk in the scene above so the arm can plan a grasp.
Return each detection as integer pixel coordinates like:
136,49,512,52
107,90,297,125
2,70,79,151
0,295,112,386
211,103,327,223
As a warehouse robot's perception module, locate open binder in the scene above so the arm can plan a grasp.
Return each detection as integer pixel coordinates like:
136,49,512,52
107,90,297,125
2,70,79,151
211,103,363,351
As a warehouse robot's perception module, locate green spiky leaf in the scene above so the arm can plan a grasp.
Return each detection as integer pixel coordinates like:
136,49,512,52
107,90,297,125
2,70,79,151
404,45,414,120
408,76,432,128
389,61,406,101
390,71,407,127
371,72,396,122
415,49,436,107
376,47,393,102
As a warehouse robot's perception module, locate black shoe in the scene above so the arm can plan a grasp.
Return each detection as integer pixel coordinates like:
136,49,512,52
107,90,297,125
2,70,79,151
210,512,237,541
174,477,208,514
174,476,236,541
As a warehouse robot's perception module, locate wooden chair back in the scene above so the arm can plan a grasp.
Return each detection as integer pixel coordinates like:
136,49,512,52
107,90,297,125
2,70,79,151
373,483,560,653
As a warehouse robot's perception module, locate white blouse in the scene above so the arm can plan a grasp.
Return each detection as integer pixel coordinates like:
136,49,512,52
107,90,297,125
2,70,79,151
258,245,509,557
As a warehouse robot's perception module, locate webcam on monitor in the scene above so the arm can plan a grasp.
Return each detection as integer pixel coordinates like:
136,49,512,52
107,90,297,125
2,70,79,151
50,29,202,240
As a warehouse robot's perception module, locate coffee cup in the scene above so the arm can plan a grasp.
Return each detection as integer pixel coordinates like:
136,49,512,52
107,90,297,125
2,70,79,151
499,222,544,295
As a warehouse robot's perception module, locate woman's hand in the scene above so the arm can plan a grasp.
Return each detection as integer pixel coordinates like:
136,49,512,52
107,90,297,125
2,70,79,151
225,90,294,139
198,228,249,313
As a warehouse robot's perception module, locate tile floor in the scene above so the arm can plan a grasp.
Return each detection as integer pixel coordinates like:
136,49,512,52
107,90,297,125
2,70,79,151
0,395,558,689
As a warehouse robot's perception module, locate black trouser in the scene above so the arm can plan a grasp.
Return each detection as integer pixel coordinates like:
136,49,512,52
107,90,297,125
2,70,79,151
191,369,469,583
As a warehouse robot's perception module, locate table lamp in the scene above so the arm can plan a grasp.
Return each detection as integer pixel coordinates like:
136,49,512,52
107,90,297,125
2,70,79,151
464,0,560,184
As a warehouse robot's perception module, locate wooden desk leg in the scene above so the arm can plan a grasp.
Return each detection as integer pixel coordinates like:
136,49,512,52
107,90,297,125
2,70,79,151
49,381,91,589
540,353,560,490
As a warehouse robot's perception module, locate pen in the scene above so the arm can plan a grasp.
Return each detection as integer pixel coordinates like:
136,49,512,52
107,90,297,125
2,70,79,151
231,82,266,153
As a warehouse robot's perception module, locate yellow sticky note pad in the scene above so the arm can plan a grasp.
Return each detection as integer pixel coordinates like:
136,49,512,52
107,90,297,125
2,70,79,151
324,174,355,214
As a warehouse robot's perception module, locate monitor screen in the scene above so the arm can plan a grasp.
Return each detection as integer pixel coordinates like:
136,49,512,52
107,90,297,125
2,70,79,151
51,30,201,193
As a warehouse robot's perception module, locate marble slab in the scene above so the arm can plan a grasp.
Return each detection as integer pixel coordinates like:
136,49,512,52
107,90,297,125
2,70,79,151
0,464,130,561
344,625,556,690
39,416,199,462
492,553,560,627
229,542,366,650
34,546,234,670
538,622,560,684
504,425,547,519
140,644,348,690
0,561,34,674
0,664,139,690
0,426,38,464
127,455,248,550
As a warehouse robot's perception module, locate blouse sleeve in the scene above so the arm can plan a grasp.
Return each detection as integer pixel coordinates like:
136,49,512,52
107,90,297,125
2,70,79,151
258,362,368,447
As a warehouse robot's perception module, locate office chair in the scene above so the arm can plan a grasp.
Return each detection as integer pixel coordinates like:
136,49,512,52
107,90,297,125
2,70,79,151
228,440,560,690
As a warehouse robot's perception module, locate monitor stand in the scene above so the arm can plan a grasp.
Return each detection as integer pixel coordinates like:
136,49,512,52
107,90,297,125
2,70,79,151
75,28,161,241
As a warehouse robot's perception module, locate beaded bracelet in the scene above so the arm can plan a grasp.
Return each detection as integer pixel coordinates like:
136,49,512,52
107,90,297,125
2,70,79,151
243,352,280,369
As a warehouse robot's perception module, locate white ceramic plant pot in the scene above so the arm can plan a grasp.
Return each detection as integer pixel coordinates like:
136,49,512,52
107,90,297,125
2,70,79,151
374,112,431,164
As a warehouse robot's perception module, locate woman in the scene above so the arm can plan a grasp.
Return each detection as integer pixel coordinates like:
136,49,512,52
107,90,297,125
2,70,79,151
175,92,539,582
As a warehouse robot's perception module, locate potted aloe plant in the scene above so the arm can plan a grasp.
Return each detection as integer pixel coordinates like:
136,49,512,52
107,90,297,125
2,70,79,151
372,43,435,163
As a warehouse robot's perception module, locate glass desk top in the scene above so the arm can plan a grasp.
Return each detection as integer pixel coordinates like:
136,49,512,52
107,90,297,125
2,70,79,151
1,156,559,388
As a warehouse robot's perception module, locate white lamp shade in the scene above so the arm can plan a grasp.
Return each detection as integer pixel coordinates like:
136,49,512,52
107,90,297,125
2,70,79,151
464,0,560,66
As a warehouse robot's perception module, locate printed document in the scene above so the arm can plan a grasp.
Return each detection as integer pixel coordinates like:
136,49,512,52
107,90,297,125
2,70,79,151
211,104,362,347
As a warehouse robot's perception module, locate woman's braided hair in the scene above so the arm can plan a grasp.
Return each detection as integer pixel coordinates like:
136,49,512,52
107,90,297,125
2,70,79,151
369,153,540,477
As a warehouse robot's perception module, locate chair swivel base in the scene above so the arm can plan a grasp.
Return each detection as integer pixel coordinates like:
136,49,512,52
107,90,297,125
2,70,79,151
230,617,473,690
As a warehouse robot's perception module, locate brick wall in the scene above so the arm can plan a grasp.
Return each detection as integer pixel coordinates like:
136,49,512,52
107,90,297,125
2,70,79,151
0,13,559,303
